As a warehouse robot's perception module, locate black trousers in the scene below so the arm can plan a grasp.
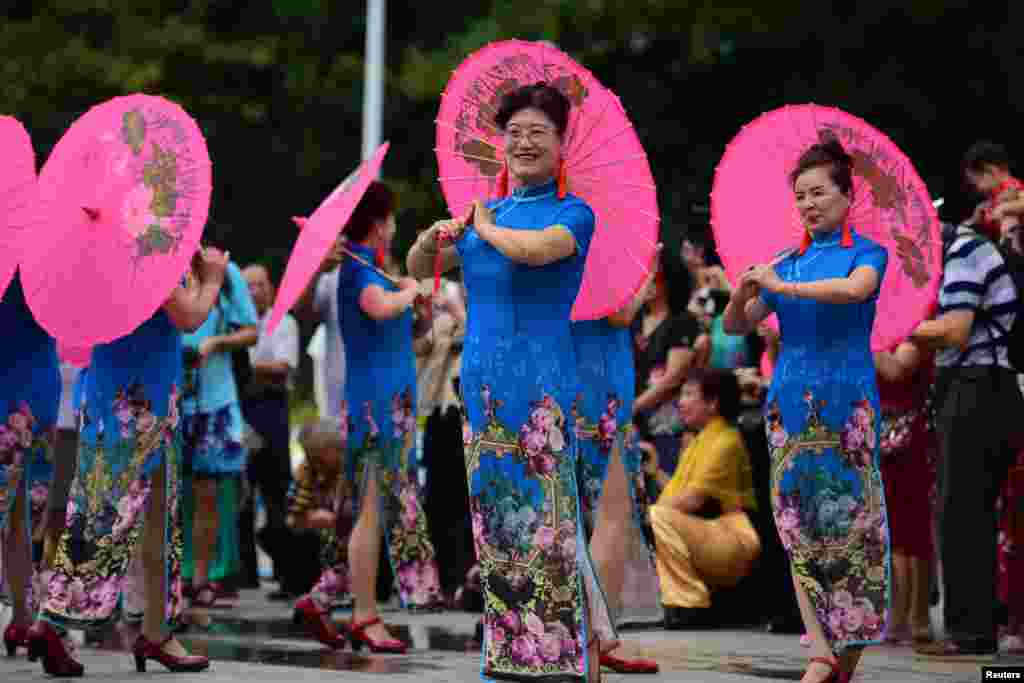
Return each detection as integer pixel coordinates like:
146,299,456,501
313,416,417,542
421,405,475,596
935,366,1022,644
240,391,320,595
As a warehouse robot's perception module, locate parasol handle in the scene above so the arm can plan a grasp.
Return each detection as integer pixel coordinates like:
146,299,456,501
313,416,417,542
433,203,475,295
339,244,401,286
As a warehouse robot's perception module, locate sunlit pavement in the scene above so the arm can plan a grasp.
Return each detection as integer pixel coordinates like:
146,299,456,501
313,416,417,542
2,585,1020,682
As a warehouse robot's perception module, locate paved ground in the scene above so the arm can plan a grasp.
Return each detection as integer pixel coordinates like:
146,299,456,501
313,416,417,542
2,586,1020,682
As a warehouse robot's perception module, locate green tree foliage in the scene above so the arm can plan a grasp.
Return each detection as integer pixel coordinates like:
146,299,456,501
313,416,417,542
2,0,1015,278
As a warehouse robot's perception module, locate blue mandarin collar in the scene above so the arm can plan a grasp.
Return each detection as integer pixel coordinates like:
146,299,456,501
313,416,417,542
510,178,557,200
348,241,375,260
808,225,850,247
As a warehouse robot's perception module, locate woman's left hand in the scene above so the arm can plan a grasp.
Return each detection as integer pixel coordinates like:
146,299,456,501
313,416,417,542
742,264,784,293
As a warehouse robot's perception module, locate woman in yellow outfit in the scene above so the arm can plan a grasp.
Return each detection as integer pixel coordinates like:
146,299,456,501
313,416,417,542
646,368,761,629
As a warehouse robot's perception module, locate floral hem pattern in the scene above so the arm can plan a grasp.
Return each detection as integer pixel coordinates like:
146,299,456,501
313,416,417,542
0,403,55,614
766,391,890,654
335,396,443,610
465,388,591,681
40,385,185,631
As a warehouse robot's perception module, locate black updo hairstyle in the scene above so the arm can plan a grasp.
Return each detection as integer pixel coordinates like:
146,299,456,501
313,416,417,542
494,82,571,138
345,181,396,243
789,133,854,199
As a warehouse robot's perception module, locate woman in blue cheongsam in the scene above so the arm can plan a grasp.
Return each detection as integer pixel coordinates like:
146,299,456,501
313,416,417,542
32,248,228,677
570,264,662,675
409,83,609,683
291,181,442,656
0,273,59,659
724,138,890,683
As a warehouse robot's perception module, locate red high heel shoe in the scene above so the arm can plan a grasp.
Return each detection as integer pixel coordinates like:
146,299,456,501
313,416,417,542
26,621,84,677
806,656,850,683
4,623,30,658
348,616,407,654
599,651,659,674
132,634,210,673
291,596,347,649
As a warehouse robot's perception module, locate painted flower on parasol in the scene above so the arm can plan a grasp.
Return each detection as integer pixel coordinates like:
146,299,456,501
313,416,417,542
435,40,659,321
21,94,212,347
710,104,942,352
266,141,390,335
0,116,40,297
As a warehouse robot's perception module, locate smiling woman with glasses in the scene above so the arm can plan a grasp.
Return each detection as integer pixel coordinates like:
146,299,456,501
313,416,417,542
409,82,618,682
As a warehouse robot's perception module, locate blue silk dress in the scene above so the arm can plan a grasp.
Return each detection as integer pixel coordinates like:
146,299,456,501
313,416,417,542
333,241,442,609
42,308,185,630
0,275,60,612
761,227,891,653
571,319,659,633
457,179,601,682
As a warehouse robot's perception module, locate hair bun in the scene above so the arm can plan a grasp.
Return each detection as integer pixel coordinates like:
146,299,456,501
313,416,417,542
817,131,852,167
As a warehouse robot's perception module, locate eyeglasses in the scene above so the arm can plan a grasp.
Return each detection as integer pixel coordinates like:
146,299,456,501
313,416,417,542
504,126,556,144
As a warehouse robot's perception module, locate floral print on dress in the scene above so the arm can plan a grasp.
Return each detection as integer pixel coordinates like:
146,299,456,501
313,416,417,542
41,385,185,630
766,392,889,651
0,404,55,613
182,404,245,476
464,386,588,679
0,404,52,527
313,393,443,611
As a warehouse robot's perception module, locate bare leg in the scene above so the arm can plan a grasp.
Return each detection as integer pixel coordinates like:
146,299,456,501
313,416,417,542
909,556,932,639
191,477,218,589
140,461,188,656
4,486,31,625
792,574,835,683
588,446,631,654
889,551,910,638
348,471,397,642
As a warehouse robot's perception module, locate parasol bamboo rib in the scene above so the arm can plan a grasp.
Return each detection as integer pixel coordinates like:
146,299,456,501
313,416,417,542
340,244,400,285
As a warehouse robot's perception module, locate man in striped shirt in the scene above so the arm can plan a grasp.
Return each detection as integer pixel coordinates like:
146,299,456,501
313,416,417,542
910,221,1023,660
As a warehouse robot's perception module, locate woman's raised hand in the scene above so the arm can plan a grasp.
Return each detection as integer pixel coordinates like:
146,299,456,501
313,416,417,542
196,246,229,285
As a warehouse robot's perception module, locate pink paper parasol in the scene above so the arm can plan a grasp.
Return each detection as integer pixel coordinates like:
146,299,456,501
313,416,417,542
57,342,91,368
711,104,942,351
0,116,39,297
435,40,659,321
21,94,212,346
265,141,390,335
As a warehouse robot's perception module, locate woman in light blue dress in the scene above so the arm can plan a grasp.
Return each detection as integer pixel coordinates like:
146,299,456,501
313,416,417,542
409,83,609,683
180,260,259,606
724,138,890,683
0,273,60,658
32,249,228,677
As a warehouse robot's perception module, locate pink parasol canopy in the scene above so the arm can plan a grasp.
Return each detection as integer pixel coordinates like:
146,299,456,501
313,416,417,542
265,141,390,335
435,39,659,321
21,94,212,347
711,104,942,352
0,116,40,297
